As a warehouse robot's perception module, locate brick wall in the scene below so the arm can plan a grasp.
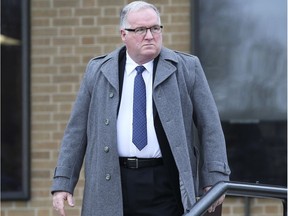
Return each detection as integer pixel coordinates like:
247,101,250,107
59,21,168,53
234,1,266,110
0,0,284,215
223,197,283,216
1,0,191,215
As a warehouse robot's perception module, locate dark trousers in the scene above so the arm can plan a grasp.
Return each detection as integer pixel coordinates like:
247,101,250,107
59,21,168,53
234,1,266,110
120,164,184,216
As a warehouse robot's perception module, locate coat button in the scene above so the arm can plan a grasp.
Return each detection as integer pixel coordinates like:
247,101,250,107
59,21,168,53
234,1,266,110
104,146,109,153
109,92,114,98
105,174,111,181
105,119,109,125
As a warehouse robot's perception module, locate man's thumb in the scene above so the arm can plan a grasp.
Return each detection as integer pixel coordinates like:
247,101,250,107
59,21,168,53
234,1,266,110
67,194,75,207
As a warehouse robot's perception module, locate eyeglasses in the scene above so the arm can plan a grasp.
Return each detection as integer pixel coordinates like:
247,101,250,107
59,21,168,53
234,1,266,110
125,25,163,35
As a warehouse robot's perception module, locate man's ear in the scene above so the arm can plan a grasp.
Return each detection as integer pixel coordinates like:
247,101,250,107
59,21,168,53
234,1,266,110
120,29,126,42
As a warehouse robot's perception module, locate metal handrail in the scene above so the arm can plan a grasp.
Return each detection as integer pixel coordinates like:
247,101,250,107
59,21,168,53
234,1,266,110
186,181,287,216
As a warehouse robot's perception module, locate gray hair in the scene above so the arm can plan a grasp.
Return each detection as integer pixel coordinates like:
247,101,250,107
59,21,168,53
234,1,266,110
120,1,161,29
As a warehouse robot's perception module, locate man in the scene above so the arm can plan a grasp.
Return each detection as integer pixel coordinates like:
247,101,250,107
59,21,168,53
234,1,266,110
51,1,231,216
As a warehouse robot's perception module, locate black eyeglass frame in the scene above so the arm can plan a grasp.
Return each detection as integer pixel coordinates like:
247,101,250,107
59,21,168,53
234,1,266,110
124,25,163,35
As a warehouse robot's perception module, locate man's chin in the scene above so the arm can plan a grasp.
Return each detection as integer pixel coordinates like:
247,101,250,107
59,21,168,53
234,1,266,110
142,48,160,57
141,52,157,62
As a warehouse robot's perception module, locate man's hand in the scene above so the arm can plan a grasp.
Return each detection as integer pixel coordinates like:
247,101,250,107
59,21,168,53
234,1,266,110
204,186,225,213
53,192,75,216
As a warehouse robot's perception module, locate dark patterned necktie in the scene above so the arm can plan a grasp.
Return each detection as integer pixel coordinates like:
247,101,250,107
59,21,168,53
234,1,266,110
132,66,147,150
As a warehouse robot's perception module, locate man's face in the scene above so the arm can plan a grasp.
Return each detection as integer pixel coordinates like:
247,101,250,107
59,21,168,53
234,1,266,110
120,8,162,64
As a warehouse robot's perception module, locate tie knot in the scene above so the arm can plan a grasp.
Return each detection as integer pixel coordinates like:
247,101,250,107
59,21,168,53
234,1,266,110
135,66,146,74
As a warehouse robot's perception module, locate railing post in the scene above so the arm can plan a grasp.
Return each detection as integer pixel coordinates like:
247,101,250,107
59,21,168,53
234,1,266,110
283,200,287,216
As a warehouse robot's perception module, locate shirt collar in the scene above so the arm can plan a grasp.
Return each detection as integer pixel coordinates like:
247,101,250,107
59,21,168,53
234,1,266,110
126,52,154,76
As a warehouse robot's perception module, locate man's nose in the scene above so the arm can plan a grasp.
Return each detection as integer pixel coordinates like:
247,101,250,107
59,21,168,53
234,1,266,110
144,29,154,39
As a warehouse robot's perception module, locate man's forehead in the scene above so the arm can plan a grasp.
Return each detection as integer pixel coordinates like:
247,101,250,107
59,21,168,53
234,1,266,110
126,8,159,26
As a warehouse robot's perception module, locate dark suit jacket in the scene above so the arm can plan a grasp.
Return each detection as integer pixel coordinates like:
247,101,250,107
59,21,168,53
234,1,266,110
118,48,183,211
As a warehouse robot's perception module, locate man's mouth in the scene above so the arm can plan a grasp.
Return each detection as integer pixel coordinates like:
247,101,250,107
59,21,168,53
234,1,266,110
143,44,154,47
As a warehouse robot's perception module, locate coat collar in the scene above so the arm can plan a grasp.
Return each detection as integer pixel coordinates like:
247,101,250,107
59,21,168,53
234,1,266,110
99,46,179,91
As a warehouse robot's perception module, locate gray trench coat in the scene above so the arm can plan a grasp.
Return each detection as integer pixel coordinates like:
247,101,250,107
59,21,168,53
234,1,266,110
51,46,231,215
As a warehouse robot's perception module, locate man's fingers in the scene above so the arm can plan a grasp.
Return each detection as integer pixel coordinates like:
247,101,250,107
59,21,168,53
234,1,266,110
53,192,74,216
53,198,65,216
53,194,64,210
67,193,75,207
207,206,214,213
208,195,225,213
217,194,226,206
203,187,226,213
58,208,66,216
207,201,217,213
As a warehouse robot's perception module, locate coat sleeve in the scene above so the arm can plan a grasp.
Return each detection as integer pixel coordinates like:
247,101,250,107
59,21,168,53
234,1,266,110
191,56,231,190
51,61,94,195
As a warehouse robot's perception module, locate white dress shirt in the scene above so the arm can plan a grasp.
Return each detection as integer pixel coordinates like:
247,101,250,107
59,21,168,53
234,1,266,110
117,53,162,158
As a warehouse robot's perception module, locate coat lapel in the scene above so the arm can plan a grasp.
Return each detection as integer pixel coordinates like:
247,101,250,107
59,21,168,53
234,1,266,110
153,47,181,125
153,47,178,88
99,48,123,94
153,60,176,88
